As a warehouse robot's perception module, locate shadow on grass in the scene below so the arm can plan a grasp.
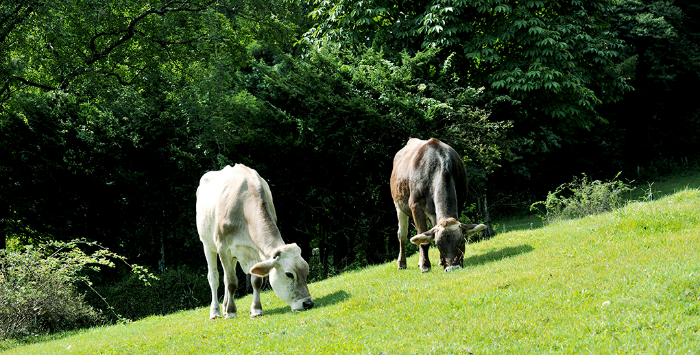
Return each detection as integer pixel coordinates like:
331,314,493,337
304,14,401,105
464,244,534,267
260,289,351,316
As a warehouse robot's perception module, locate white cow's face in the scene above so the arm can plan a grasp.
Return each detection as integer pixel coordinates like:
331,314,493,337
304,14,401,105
250,243,314,311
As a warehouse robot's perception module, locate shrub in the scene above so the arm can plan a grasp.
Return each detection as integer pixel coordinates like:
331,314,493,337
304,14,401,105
0,247,103,338
0,240,155,339
531,173,634,224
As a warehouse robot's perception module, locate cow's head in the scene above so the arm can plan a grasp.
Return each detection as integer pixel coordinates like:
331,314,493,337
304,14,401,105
410,218,486,271
249,243,314,312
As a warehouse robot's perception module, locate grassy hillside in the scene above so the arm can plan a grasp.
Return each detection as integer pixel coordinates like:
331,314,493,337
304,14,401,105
5,188,700,354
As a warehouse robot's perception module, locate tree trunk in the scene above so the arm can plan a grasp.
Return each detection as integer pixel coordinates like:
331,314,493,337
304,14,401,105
319,224,328,278
0,203,7,250
158,235,165,273
483,196,495,238
0,222,5,250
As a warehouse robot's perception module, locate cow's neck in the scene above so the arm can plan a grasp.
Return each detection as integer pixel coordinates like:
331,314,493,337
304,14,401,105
250,220,286,258
432,177,459,221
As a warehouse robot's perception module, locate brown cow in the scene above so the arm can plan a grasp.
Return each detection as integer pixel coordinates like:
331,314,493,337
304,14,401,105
390,138,486,272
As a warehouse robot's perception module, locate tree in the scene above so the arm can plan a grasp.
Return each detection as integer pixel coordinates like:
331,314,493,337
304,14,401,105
304,0,632,132
1,0,507,276
0,0,306,261
605,0,700,171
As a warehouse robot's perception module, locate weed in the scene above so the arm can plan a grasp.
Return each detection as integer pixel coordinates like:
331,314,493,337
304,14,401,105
530,172,634,224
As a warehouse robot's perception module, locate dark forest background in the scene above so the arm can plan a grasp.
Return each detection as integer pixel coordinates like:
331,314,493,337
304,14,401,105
1,0,698,315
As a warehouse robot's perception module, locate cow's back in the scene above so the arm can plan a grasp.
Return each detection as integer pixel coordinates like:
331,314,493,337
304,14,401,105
196,164,278,255
390,138,467,218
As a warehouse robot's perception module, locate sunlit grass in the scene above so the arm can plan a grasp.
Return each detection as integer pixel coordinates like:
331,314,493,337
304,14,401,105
5,189,700,354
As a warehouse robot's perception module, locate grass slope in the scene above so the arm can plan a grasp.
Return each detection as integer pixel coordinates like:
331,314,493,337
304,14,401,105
5,189,700,354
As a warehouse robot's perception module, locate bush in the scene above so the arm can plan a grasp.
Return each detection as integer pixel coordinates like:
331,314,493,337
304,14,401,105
0,240,156,339
0,245,104,338
531,173,634,224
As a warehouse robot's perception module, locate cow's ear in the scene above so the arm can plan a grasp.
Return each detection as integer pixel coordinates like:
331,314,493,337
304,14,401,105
249,257,278,277
460,223,487,236
410,233,435,245
421,225,441,236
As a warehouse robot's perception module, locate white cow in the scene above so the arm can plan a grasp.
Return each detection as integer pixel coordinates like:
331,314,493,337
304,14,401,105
196,164,314,318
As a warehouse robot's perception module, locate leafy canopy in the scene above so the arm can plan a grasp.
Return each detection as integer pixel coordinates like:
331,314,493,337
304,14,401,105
304,0,632,130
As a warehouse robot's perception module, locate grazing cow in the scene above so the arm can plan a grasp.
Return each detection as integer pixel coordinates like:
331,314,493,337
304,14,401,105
196,164,314,319
390,138,486,272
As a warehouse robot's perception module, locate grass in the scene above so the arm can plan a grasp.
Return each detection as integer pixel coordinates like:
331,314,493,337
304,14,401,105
629,169,700,201
4,188,700,354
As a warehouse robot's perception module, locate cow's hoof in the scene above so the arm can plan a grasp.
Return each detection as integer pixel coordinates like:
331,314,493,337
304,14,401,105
250,310,263,318
224,312,237,319
420,266,431,273
398,263,407,270
209,314,221,320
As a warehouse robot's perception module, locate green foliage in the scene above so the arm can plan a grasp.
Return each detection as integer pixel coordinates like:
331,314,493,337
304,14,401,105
530,172,634,224
1,0,507,277
0,0,305,111
0,240,155,339
304,0,632,130
0,248,101,339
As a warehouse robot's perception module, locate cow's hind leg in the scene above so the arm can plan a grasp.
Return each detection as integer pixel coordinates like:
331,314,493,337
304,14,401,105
203,246,222,319
396,204,409,270
250,274,264,318
218,250,239,318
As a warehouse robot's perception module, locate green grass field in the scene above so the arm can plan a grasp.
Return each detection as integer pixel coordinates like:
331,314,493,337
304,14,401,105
4,186,700,354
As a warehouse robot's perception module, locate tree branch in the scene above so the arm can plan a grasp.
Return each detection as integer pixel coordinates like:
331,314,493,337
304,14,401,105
84,0,214,66
0,80,12,106
0,1,44,45
12,76,57,91
99,65,149,86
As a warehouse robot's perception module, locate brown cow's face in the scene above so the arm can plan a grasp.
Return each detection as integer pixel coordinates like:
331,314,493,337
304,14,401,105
435,225,466,271
250,243,314,311
410,218,487,272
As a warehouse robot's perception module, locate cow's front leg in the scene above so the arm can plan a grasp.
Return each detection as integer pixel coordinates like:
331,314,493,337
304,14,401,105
395,205,409,270
219,252,238,318
203,247,221,319
411,207,431,273
250,274,264,318
419,244,431,273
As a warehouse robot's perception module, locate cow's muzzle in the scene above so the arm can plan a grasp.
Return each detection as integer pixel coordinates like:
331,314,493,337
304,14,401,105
444,265,462,272
303,299,314,310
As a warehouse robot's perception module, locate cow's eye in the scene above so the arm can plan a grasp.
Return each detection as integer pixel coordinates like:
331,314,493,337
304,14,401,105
285,272,294,279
